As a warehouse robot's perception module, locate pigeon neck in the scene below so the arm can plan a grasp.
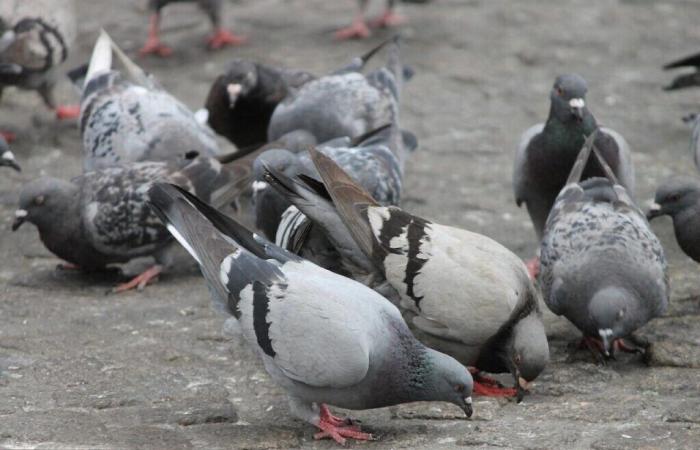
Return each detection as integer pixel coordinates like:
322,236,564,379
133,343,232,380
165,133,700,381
673,207,700,261
543,107,598,147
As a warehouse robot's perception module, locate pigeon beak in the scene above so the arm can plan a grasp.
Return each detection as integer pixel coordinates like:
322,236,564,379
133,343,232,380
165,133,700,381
569,98,585,121
598,329,613,357
461,396,473,418
1,150,20,172
646,202,663,220
12,209,27,231
227,83,242,108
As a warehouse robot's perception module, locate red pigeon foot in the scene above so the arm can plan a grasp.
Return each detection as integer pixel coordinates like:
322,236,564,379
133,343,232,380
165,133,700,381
112,265,162,293
369,11,406,28
0,131,16,143
313,404,372,445
55,104,80,120
207,29,247,49
139,38,173,57
335,20,371,40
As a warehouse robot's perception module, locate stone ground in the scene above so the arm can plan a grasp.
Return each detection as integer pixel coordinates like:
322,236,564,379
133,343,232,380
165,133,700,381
2,0,700,448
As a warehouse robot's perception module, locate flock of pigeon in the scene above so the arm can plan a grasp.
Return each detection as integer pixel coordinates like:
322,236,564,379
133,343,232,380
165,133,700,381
2,0,700,446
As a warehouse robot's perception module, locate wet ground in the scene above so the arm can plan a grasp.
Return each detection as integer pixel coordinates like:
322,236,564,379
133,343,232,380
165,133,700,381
2,0,700,448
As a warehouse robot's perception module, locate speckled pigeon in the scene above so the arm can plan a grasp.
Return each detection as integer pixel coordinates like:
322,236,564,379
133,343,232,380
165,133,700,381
663,50,700,90
539,132,668,359
270,147,549,400
648,176,700,264
0,134,20,171
12,156,244,293
81,30,220,171
0,0,80,120
140,0,246,57
148,182,474,444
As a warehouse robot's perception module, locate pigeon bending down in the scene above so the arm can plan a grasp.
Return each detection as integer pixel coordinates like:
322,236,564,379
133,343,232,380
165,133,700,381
648,176,700,264
140,0,246,57
336,0,405,40
12,156,244,293
266,148,549,400
539,132,669,360
148,183,474,444
81,31,220,171
663,50,700,90
268,36,411,146
0,135,20,171
0,0,80,120
513,74,635,277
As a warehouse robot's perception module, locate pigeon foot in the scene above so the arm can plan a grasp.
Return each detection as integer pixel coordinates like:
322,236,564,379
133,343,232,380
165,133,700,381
0,131,16,143
112,265,162,293
139,38,173,57
525,256,540,279
469,368,517,397
369,10,406,28
207,29,247,49
55,104,80,120
335,20,371,40
314,404,373,445
56,262,81,271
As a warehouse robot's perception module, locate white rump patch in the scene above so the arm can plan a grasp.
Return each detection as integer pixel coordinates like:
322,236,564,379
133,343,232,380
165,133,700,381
569,98,585,109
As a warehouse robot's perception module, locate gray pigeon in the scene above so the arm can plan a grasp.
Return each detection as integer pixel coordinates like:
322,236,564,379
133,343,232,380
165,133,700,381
663,50,700,90
539,132,668,359
81,30,220,172
148,183,474,444
12,156,243,293
0,135,20,171
268,36,409,146
0,0,79,120
648,176,700,264
335,0,404,40
513,74,635,242
140,0,246,57
268,148,549,400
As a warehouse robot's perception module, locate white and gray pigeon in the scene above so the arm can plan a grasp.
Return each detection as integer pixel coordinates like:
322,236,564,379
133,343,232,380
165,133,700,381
513,74,635,244
140,0,246,57
335,0,405,40
268,35,410,146
0,0,79,120
0,134,20,171
80,30,220,172
12,155,244,293
147,183,474,445
663,50,700,90
268,148,550,400
539,132,669,359
648,176,700,264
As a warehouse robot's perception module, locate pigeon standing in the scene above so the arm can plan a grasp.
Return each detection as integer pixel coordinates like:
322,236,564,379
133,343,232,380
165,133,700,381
539,132,668,359
0,0,80,121
267,148,549,400
663,50,700,90
0,134,20,171
336,0,405,40
140,0,247,57
513,74,635,276
648,176,700,264
81,31,220,171
148,182,474,444
12,156,244,293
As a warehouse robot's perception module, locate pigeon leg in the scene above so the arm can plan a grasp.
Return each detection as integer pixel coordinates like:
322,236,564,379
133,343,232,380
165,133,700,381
469,368,502,387
369,9,406,28
55,104,81,120
0,131,16,143
313,404,372,445
112,265,162,293
335,17,371,40
524,256,540,279
206,28,247,49
469,368,517,397
139,14,173,57
613,338,645,354
578,336,608,364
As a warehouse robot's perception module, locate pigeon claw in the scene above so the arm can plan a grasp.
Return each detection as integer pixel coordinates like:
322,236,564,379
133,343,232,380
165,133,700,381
112,265,163,294
335,20,371,40
55,104,81,120
314,404,372,445
139,38,173,57
369,11,406,28
206,29,247,49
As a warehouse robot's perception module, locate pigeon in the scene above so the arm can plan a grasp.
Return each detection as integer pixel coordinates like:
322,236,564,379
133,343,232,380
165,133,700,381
203,59,315,153
140,0,246,57
663,50,700,90
513,74,635,276
682,113,700,171
0,0,80,120
539,131,668,360
0,134,20,171
647,176,700,264
268,147,549,400
81,30,220,171
336,0,405,40
147,182,474,444
268,36,409,146
12,155,244,293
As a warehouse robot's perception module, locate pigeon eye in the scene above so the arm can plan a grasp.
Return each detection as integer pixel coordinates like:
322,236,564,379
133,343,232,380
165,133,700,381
668,194,681,202
33,195,45,206
556,87,564,96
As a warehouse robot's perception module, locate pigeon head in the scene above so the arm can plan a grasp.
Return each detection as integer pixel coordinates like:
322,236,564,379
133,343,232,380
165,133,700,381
588,286,638,356
420,350,474,417
13,177,78,232
549,74,589,123
510,314,549,384
218,59,259,108
0,137,20,172
648,176,700,220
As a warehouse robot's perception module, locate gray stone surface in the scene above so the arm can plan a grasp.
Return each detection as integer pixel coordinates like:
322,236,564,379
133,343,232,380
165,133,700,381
1,0,700,448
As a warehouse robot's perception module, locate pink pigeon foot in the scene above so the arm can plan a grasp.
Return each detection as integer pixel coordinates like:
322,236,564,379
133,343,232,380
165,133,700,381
369,10,406,28
335,20,371,40
55,104,80,120
139,37,173,57
313,404,373,445
112,265,162,293
525,256,540,279
207,28,247,49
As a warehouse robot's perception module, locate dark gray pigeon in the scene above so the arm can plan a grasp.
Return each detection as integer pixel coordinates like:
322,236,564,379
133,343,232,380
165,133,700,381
335,0,404,40
0,135,20,171
270,148,549,400
12,156,243,293
513,74,635,242
139,0,246,57
539,132,668,359
663,50,700,90
648,176,700,264
148,183,474,444
268,36,409,146
81,31,220,171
